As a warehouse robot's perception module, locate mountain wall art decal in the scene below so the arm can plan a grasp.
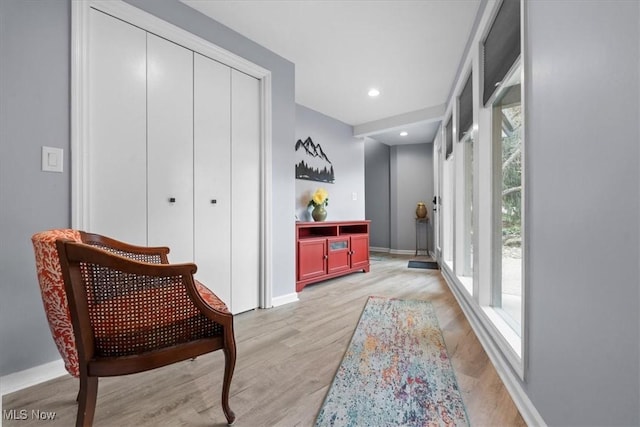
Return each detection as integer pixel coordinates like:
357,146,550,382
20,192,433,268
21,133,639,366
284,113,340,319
295,137,335,183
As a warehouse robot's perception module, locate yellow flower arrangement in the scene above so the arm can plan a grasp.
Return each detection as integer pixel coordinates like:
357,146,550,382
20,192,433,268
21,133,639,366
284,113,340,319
308,187,329,208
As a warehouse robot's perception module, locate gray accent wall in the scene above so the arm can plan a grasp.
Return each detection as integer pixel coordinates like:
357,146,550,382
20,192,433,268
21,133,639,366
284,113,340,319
365,141,434,253
295,104,365,222
390,144,434,253
364,139,390,249
0,0,72,377
523,1,639,425
0,0,296,376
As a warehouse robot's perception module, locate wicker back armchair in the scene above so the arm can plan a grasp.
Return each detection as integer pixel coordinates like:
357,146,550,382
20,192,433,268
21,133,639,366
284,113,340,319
32,230,236,426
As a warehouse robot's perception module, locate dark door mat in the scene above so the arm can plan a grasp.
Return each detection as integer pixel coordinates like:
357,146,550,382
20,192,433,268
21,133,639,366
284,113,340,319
408,260,439,270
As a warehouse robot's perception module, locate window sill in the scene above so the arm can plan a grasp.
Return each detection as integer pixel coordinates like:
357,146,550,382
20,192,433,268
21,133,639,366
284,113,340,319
439,262,524,379
458,275,473,295
481,306,522,359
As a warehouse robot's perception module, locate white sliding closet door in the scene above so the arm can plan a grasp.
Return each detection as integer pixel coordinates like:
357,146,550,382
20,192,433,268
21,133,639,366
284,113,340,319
147,34,194,263
82,9,262,313
194,54,232,306
88,9,147,245
231,70,260,313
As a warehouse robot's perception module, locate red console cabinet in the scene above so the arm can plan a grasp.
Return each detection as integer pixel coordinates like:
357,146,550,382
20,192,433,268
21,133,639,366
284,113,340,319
296,220,370,292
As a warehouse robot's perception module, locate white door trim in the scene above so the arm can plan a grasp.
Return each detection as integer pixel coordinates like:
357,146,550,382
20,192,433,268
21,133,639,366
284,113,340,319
71,0,273,308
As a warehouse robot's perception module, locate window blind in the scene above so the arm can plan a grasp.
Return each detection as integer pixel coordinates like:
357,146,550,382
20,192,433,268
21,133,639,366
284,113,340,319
458,72,473,141
483,0,520,105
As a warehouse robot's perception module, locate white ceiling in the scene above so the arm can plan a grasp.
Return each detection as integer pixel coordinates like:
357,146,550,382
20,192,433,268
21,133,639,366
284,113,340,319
181,0,481,145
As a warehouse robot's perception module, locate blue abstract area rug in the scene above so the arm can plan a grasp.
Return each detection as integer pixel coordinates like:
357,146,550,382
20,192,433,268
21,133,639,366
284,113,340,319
315,296,469,427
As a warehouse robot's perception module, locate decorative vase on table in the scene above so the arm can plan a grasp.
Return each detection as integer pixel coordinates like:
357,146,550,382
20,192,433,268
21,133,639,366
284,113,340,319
312,204,327,222
416,202,428,219
309,187,329,222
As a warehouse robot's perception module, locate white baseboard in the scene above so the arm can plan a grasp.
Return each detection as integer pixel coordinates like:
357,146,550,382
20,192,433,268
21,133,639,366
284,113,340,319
271,292,299,307
369,246,390,253
1,359,67,396
389,249,415,255
371,248,434,258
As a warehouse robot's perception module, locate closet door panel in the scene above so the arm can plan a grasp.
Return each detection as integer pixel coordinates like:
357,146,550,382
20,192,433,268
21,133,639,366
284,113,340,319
231,70,261,313
147,34,194,263
194,54,232,305
88,9,147,245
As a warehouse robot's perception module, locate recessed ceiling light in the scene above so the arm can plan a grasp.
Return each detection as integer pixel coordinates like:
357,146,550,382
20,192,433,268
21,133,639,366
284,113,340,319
400,131,408,136
368,88,380,97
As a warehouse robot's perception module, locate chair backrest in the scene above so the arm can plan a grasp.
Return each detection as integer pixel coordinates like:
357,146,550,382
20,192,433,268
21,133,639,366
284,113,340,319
31,229,83,377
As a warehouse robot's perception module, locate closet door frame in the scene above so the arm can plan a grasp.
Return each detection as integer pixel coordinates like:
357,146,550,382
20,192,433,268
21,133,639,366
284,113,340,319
71,0,273,308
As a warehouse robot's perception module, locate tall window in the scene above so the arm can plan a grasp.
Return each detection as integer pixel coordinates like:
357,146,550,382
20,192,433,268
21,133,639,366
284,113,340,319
491,68,522,333
442,156,454,266
462,134,474,279
458,72,474,281
443,118,454,266
436,0,524,373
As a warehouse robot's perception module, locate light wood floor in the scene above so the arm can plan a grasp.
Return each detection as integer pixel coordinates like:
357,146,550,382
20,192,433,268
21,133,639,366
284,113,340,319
2,253,526,426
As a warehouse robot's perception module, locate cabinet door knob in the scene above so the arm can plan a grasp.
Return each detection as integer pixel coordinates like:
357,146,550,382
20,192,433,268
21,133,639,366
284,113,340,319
324,255,328,260
169,197,176,203
211,199,217,204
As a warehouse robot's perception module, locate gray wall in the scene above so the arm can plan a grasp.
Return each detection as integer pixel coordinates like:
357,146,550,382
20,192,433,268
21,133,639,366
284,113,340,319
295,105,365,221
364,138,390,249
524,1,639,425
390,144,434,253
366,141,434,253
0,0,72,377
0,0,296,376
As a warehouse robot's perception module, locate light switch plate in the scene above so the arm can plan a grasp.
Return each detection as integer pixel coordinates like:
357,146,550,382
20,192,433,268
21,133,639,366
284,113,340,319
42,146,63,173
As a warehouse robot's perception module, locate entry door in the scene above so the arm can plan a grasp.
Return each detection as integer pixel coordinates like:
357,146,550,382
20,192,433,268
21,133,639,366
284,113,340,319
434,142,442,259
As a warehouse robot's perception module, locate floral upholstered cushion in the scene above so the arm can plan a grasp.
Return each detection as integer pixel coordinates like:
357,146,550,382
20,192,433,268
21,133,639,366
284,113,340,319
195,280,230,314
31,229,82,378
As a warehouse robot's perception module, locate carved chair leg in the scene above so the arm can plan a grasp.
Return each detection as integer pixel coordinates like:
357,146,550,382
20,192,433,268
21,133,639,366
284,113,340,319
76,375,98,427
221,324,237,425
